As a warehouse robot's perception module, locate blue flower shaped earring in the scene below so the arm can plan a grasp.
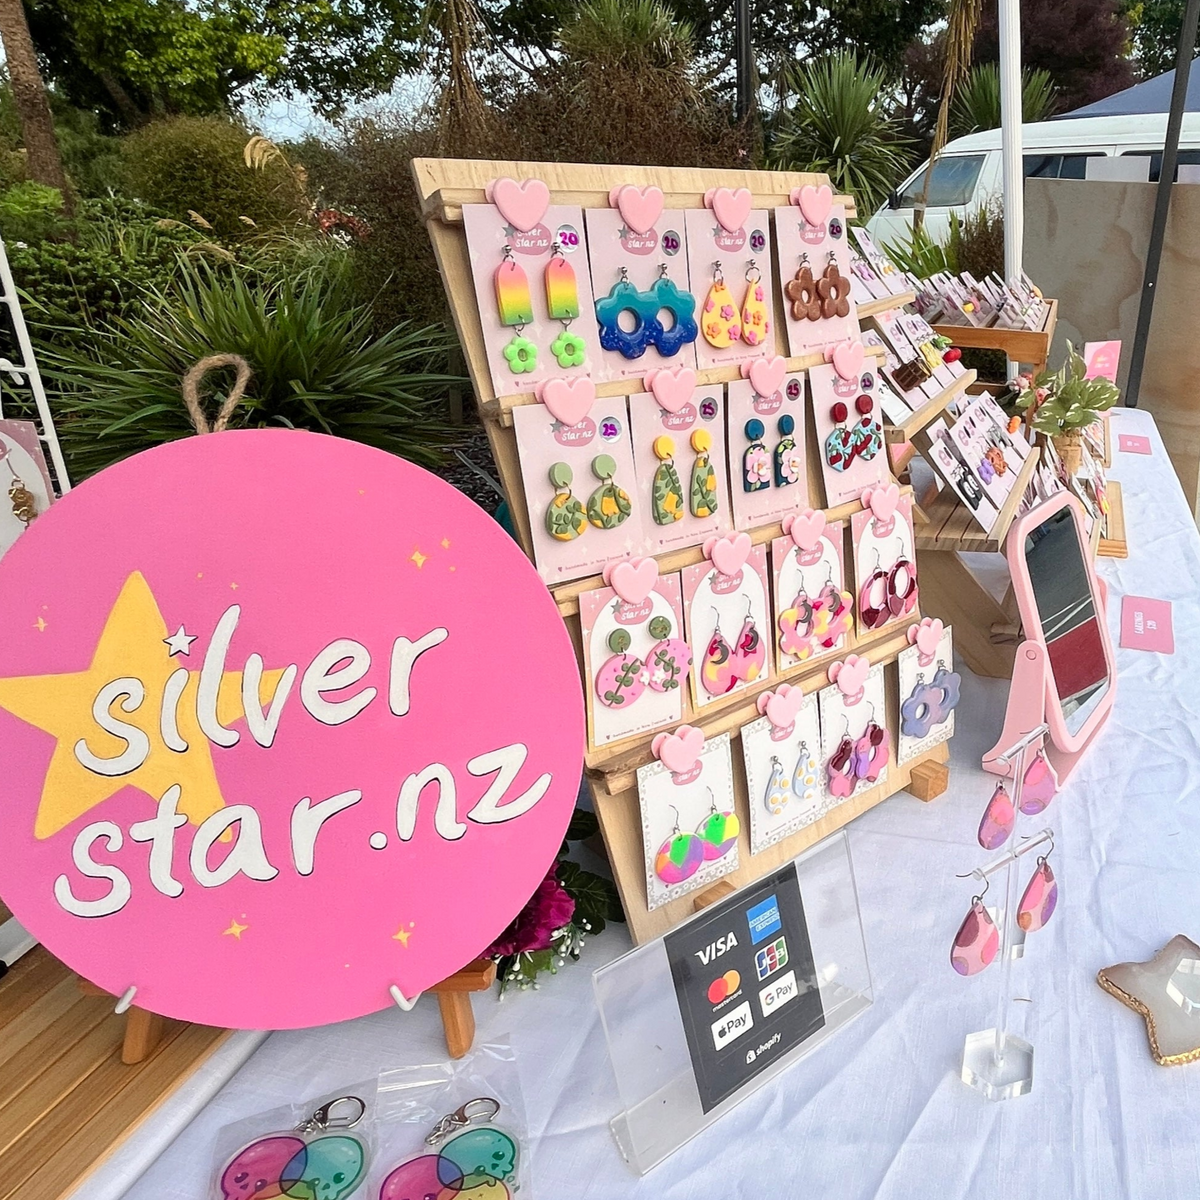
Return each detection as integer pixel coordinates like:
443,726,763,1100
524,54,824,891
596,266,661,359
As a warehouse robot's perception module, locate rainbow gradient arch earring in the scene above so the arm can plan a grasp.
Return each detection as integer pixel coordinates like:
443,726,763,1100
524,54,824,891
495,244,537,375
545,243,587,368
655,804,704,884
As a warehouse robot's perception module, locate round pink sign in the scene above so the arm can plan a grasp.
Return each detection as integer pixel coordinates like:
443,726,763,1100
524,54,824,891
0,430,584,1028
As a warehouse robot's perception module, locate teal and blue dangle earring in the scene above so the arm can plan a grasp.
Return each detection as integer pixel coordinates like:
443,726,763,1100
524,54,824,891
648,263,698,357
596,266,661,359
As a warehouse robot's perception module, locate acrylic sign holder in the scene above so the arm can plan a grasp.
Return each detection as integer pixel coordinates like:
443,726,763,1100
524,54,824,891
414,159,967,948
594,832,871,1174
959,723,1051,1101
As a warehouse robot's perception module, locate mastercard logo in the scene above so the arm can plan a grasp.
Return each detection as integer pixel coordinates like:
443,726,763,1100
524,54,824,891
707,970,741,1005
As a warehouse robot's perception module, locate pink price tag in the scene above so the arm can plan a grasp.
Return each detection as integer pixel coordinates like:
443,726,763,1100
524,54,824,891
1120,595,1174,653
1118,434,1152,455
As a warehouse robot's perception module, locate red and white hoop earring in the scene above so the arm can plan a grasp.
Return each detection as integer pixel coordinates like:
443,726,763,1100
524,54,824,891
887,550,918,617
858,555,890,630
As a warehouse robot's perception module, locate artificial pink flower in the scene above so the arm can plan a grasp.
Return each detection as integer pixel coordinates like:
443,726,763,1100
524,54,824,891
484,866,576,958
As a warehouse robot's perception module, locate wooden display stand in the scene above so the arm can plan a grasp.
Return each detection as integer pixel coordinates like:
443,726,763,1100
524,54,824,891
414,158,961,947
932,298,1058,378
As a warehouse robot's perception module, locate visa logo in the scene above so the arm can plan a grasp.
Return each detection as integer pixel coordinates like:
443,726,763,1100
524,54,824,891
695,932,739,965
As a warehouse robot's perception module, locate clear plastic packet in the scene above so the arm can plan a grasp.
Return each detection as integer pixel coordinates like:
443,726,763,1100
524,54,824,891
210,1079,379,1200
370,1040,528,1199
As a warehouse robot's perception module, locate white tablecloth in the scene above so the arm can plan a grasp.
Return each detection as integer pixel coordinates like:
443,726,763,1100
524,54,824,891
79,407,1200,1200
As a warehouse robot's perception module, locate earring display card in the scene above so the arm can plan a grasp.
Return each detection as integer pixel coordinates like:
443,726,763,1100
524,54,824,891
774,202,859,357
972,391,1030,461
818,661,889,804
580,575,690,750
849,225,911,297
583,207,699,380
872,311,941,402
683,208,776,370
512,398,649,584
848,246,888,304
946,403,1019,511
925,418,1001,534
462,202,604,399
594,832,872,1176
636,731,739,911
851,495,918,637
630,389,732,555
862,328,925,413
770,524,851,673
809,361,890,508
726,373,808,530
897,624,956,763
899,310,968,383
682,544,773,711
0,418,55,561
740,693,826,854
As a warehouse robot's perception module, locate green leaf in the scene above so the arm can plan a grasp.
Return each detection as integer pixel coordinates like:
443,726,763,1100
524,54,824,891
565,807,600,842
557,859,626,932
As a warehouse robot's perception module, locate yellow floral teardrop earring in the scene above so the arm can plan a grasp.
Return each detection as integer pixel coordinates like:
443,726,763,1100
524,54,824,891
651,435,684,525
689,428,718,518
496,243,537,374
545,462,586,541
587,454,632,529
545,243,586,368
701,262,738,348
739,259,770,348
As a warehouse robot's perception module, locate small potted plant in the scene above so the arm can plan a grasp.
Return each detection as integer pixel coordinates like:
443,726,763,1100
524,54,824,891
1013,343,1120,474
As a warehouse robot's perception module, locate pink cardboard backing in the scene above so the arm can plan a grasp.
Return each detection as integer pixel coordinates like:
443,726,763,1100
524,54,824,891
683,208,777,370
0,418,56,561
682,544,773,711
1118,434,1152,455
513,398,650,584
774,202,859,356
851,495,918,636
873,310,942,401
849,246,890,303
462,202,603,399
817,662,889,804
925,418,1001,533
1120,595,1174,653
809,361,890,507
849,226,910,297
726,373,809,530
629,388,732,555
1084,340,1121,382
0,428,584,1029
582,207,699,380
946,398,1020,510
770,525,848,673
579,574,689,749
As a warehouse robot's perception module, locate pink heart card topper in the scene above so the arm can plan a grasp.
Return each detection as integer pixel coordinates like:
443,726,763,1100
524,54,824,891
704,186,753,234
757,684,805,732
741,355,787,400
704,531,752,579
907,617,945,667
538,376,595,427
829,338,865,382
791,183,833,227
652,725,705,776
861,483,900,526
828,654,870,702
609,183,665,235
485,176,551,232
782,509,827,552
644,366,696,414
603,556,659,605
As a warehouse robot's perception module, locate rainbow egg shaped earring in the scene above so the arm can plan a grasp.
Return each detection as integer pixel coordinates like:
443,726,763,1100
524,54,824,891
695,789,739,861
586,454,632,529
495,245,537,375
545,462,587,541
596,266,661,360
689,428,718,518
651,435,684,525
648,266,698,356
545,243,587,368
654,805,704,884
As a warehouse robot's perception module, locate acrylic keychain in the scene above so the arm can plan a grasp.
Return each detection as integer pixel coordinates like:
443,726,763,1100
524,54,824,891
218,1095,369,1200
377,1098,519,1200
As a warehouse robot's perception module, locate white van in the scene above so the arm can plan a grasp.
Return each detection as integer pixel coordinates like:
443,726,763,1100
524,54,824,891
866,113,1200,247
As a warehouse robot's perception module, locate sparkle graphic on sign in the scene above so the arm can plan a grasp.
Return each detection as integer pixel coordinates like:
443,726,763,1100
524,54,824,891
223,918,249,939
34,616,46,632
441,538,451,550
0,571,286,839
393,923,415,947
410,548,428,569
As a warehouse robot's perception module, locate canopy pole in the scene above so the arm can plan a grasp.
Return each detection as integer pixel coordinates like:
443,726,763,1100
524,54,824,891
998,0,1024,283
1125,0,1200,408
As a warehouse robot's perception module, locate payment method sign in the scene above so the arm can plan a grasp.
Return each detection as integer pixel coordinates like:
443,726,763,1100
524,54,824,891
665,863,825,1112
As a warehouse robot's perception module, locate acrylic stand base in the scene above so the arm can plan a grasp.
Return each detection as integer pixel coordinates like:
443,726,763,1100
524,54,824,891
961,1029,1033,1101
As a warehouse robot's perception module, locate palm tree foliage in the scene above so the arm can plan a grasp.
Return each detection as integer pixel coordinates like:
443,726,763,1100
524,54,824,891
951,63,1057,137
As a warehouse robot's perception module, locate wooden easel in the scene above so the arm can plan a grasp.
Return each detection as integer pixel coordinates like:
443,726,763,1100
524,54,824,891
414,158,965,947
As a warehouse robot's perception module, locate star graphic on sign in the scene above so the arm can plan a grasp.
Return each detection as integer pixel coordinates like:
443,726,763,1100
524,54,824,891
34,617,46,632
503,223,517,238
223,919,249,939
0,571,287,840
163,625,197,657
441,538,451,550
392,923,414,947
410,548,428,569
618,224,631,240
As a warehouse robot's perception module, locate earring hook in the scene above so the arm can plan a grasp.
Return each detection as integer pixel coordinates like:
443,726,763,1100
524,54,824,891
954,872,991,905
668,803,681,832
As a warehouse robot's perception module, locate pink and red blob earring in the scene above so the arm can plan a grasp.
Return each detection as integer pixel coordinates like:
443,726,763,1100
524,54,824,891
826,718,857,799
852,705,889,784
977,782,1015,850
886,548,918,618
1019,748,1058,814
858,552,890,630
595,627,645,709
730,598,767,684
1017,838,1058,932
951,877,999,976
654,804,704,884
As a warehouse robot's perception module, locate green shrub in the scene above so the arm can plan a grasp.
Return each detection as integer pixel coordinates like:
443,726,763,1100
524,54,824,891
121,117,307,240
0,181,69,242
46,259,465,478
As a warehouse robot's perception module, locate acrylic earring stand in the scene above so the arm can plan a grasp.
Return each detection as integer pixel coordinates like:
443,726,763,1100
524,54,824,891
959,722,1051,1101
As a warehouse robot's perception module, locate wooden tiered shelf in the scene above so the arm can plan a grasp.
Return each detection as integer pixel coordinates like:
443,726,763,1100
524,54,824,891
932,298,1058,377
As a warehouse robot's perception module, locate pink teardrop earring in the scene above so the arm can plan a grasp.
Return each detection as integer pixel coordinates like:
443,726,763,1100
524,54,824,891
951,874,999,977
1017,834,1058,933
977,781,1015,850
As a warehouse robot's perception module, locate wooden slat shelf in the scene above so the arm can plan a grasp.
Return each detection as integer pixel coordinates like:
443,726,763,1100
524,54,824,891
883,370,975,445
932,298,1058,375
1098,479,1128,558
857,291,916,318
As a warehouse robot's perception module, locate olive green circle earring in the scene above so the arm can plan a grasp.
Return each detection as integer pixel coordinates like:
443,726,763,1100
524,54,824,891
545,462,587,541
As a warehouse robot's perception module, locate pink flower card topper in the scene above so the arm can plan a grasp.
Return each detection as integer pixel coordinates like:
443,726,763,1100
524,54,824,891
782,509,826,552
537,376,595,427
485,176,551,232
791,183,834,227
907,617,945,667
828,654,870,703
741,355,787,400
756,683,805,733
652,724,705,776
609,183,665,234
602,556,659,605
644,365,696,414
704,186,753,234
829,338,866,382
704,530,752,579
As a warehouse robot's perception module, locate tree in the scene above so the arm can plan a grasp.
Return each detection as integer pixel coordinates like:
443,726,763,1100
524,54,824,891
1122,0,1193,78
23,0,425,130
0,0,69,196
972,0,1134,112
950,63,1058,136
